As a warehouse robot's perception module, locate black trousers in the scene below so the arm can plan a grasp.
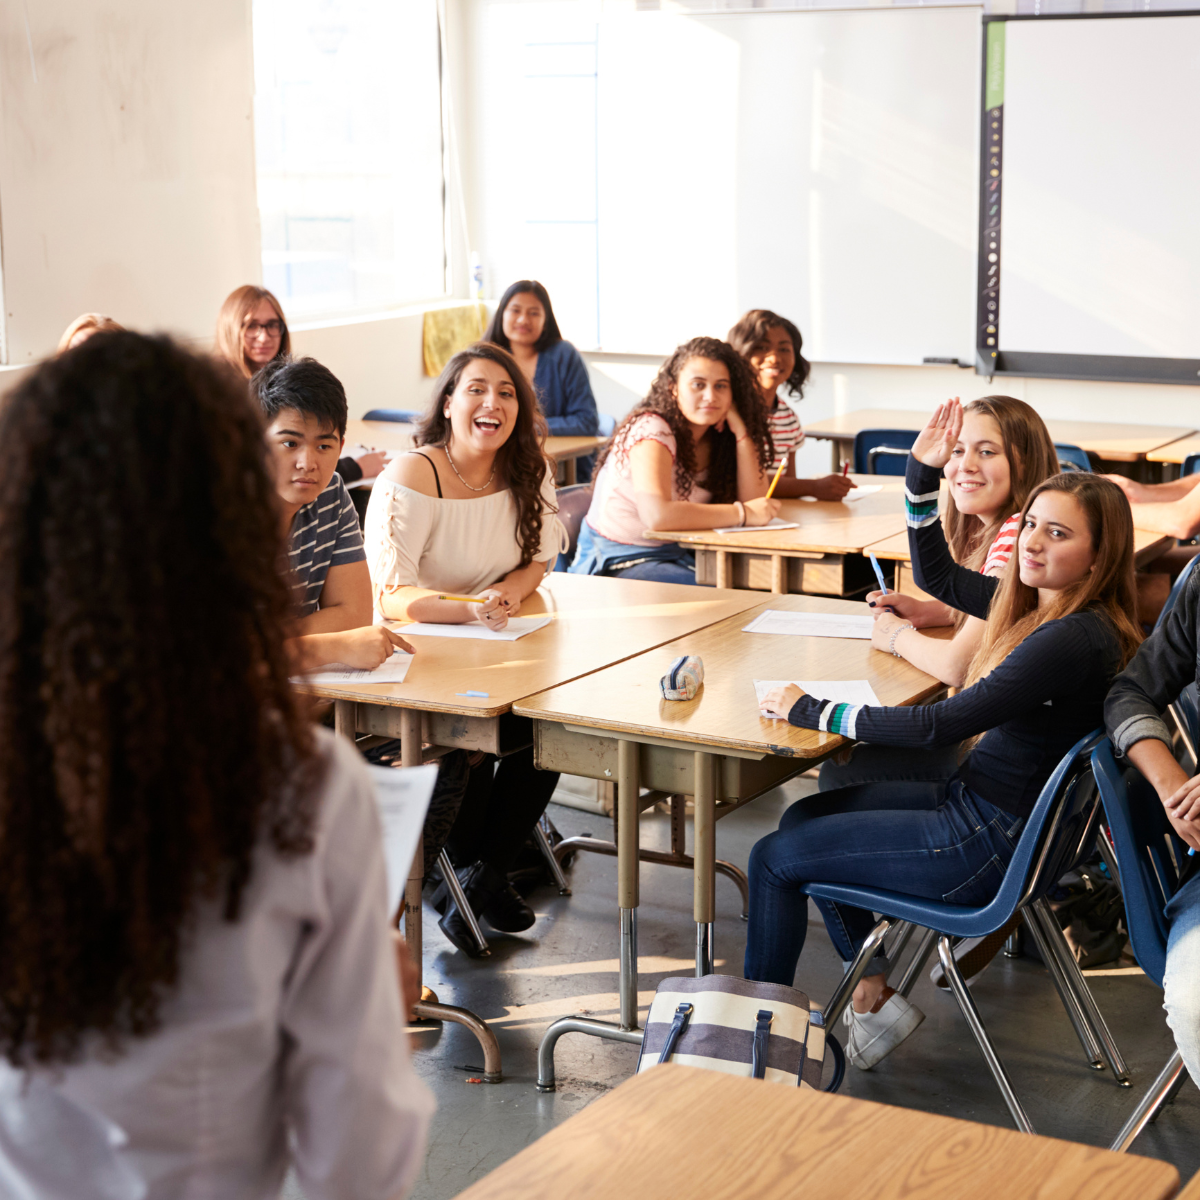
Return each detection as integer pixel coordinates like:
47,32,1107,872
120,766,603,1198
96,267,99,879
446,746,560,875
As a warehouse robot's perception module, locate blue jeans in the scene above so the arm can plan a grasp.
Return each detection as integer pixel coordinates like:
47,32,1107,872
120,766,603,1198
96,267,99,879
744,777,1025,986
818,742,962,791
569,520,696,583
1163,869,1200,1083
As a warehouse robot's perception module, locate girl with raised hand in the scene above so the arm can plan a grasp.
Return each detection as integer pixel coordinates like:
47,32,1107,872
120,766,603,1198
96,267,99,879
364,342,566,955
569,336,779,584
727,309,854,501
0,332,431,1198
749,471,1140,1071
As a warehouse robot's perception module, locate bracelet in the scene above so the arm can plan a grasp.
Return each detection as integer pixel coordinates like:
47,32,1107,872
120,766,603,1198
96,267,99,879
888,622,915,657
734,500,747,526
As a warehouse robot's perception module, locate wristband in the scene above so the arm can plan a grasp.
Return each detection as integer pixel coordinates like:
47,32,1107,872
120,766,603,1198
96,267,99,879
734,500,747,526
888,622,915,657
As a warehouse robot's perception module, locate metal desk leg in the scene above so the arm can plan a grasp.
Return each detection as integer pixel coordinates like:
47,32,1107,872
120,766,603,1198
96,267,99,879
714,549,729,590
398,707,502,1083
694,751,715,976
770,554,786,595
334,699,357,740
563,457,577,486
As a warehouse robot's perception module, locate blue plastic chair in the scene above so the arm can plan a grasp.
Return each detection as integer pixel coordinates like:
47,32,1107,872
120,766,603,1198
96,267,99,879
1155,550,1200,633
1182,454,1200,477
598,412,617,437
852,429,918,475
1055,443,1091,472
806,731,1128,1133
553,484,593,571
1091,741,1192,1150
363,408,421,423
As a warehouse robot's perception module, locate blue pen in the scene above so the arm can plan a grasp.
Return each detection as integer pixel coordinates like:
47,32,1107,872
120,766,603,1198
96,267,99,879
456,691,489,698
868,553,889,596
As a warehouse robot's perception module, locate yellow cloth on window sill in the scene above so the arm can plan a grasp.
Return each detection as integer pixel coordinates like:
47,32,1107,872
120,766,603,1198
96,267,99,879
422,304,487,377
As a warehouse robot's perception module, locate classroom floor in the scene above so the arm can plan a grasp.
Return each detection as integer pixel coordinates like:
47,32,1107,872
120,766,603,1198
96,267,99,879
289,774,1199,1200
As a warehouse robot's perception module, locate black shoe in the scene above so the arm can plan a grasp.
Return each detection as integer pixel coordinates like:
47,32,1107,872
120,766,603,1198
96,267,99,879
437,906,489,958
479,877,536,933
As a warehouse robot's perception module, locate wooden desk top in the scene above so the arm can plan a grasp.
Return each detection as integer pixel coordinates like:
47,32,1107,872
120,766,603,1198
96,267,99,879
514,593,942,759
300,572,762,719
345,420,603,465
1147,434,1200,465
455,1065,1178,1200
803,408,1195,463
646,475,908,556
865,526,1174,568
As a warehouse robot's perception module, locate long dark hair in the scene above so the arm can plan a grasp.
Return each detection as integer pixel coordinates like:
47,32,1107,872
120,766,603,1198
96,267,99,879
416,342,553,567
726,309,811,398
484,280,563,353
0,332,318,1066
596,337,773,503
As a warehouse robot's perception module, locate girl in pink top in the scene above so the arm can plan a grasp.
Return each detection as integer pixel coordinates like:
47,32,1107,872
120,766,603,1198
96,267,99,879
570,336,779,584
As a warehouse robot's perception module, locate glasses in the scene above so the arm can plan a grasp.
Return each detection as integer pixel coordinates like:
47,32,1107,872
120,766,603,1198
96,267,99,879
245,319,284,338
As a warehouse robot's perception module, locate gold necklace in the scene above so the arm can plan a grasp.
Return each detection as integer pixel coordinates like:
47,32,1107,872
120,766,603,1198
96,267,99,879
444,444,496,493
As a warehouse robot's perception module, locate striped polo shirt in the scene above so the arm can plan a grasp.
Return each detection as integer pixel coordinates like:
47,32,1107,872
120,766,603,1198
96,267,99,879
767,396,804,469
982,512,1021,576
287,474,366,616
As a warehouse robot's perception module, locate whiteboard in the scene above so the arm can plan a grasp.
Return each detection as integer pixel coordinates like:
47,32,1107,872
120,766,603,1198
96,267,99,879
595,7,981,362
995,15,1200,365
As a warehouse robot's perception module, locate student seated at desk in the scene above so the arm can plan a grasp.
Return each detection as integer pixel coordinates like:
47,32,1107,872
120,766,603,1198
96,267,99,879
749,470,1140,1070
569,336,779,584
364,342,566,956
57,312,123,352
218,285,384,488
1104,467,1200,541
727,308,854,501
0,332,432,1199
827,398,1059,791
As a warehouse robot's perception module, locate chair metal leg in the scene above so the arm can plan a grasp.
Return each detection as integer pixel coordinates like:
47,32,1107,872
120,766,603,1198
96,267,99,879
1021,906,1105,1071
1110,1051,1185,1152
896,927,937,998
937,936,1035,1134
436,849,490,956
1031,898,1130,1086
534,821,572,895
822,919,890,1030
536,1018,644,1093
884,920,914,964
1154,1064,1189,1115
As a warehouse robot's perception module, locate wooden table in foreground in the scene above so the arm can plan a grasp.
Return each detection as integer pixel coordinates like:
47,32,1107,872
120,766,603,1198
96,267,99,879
867,525,1176,601
803,408,1195,468
455,1065,1179,1200
513,592,941,1090
303,573,763,1081
345,420,604,483
646,475,907,596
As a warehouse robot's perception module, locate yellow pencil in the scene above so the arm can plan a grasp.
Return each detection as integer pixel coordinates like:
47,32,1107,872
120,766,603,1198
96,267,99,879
764,458,787,500
436,593,486,604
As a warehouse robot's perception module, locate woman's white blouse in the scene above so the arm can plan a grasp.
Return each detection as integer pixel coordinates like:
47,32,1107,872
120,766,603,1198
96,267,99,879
0,730,433,1200
364,465,566,606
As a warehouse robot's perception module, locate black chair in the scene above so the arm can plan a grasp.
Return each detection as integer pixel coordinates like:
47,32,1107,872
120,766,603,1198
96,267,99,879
363,408,421,422
554,484,593,571
853,428,918,475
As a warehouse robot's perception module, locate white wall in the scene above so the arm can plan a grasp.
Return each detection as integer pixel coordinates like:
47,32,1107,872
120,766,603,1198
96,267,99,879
0,0,261,362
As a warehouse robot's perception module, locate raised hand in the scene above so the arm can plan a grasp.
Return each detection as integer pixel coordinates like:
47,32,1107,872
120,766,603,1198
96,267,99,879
911,399,963,470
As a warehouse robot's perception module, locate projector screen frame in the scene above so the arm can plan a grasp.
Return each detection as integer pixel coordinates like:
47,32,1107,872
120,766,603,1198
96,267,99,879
975,10,1200,387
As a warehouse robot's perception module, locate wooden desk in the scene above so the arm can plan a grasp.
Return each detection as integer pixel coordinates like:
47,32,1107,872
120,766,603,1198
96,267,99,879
867,525,1175,601
345,420,604,484
646,475,907,596
1147,434,1200,466
304,573,764,1080
456,1065,1180,1200
804,408,1195,467
513,592,941,1088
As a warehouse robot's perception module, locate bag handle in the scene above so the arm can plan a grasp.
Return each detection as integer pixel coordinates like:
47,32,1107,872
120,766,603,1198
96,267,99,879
751,1009,773,1079
657,1002,694,1065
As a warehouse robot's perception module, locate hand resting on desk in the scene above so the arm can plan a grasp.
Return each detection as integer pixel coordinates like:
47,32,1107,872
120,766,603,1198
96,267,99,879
760,683,805,720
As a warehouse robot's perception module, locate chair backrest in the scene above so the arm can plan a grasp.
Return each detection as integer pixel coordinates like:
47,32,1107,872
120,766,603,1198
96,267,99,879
363,408,421,423
1182,453,1200,477
1090,740,1190,988
554,484,593,568
852,429,918,475
1154,550,1200,631
597,412,617,438
1054,443,1091,473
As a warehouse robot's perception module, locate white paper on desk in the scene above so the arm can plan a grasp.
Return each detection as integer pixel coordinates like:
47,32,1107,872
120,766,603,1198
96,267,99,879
401,615,552,641
710,516,801,534
295,649,414,686
741,609,874,640
368,763,438,915
755,679,883,721
843,485,884,502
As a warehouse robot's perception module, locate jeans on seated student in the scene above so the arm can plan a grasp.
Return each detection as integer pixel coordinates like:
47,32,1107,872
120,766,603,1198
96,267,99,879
1163,871,1200,1080
818,743,962,791
569,520,697,585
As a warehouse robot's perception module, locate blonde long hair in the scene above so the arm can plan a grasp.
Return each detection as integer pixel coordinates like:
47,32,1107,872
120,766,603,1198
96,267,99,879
57,313,123,354
965,472,1142,691
214,285,290,378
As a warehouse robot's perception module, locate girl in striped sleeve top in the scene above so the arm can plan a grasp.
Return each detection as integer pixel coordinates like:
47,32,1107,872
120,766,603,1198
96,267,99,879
747,466,1141,1070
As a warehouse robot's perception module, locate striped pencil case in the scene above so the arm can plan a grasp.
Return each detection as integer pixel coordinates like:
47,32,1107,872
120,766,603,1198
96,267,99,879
635,974,843,1091
660,655,704,701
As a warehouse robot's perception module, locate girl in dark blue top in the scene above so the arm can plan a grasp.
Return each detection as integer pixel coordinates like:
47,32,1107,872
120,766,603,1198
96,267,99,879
485,281,600,461
745,402,1141,1071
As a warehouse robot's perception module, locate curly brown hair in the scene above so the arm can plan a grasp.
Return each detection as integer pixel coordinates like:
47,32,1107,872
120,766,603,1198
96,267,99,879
415,342,553,568
596,337,773,502
726,309,811,398
0,331,318,1066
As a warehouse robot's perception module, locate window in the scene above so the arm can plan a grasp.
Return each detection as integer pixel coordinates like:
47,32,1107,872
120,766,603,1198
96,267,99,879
252,0,446,319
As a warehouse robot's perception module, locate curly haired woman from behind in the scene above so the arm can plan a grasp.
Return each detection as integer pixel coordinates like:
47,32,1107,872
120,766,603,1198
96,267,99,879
570,336,780,583
0,332,432,1199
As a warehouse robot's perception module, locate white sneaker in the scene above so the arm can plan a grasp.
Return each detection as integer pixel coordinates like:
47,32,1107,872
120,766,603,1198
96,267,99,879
843,988,925,1070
